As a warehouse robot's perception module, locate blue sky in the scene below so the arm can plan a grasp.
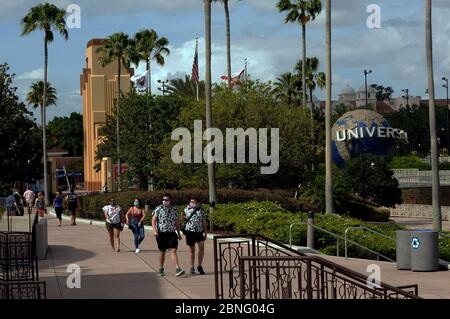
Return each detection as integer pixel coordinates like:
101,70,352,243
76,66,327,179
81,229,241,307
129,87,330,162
1,0,449,123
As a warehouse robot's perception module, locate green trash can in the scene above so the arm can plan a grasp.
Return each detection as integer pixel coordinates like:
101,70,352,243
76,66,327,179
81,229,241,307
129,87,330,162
411,230,439,272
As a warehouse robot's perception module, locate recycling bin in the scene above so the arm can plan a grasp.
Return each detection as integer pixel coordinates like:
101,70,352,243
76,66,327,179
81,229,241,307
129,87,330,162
410,230,439,272
396,230,411,270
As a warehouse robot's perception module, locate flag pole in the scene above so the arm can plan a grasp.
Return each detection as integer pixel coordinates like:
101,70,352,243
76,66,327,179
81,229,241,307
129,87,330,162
196,36,199,101
244,58,248,91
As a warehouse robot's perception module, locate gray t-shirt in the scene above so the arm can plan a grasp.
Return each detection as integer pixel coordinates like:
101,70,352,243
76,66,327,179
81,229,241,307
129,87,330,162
103,204,122,224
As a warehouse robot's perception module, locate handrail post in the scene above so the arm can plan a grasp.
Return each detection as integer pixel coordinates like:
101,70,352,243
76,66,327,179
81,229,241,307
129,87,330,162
307,211,315,249
344,228,349,259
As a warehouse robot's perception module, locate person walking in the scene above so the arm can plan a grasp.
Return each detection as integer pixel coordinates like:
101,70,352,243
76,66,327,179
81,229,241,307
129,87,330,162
13,188,24,216
34,192,47,218
6,190,17,216
103,197,124,252
152,193,185,277
53,191,63,226
181,196,208,275
125,198,146,253
64,190,80,226
23,187,35,215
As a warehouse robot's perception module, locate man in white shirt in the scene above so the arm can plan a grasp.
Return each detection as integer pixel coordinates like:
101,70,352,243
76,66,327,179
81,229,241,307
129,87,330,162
23,187,35,215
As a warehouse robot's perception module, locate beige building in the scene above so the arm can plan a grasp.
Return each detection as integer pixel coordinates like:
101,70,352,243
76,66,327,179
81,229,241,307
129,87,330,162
80,39,133,191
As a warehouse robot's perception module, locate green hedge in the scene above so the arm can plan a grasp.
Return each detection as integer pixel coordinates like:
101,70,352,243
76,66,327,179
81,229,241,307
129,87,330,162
78,188,308,218
210,201,450,261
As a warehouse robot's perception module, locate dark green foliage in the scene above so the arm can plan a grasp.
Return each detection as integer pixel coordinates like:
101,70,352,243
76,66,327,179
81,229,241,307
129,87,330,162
0,64,42,194
344,155,402,208
47,112,83,156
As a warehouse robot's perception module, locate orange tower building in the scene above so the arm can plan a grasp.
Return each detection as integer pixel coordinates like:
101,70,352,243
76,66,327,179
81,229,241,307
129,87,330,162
80,39,133,191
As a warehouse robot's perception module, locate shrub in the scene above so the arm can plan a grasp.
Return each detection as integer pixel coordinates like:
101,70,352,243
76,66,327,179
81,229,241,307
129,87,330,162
390,155,431,170
78,188,309,219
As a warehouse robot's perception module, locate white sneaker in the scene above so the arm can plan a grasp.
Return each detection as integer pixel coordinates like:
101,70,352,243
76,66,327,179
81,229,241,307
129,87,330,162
135,248,140,253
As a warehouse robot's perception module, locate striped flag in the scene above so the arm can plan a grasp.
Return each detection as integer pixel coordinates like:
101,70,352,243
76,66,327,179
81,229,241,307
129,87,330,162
191,40,199,85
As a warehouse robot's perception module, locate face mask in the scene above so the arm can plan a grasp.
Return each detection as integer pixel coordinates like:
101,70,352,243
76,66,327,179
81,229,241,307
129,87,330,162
134,201,139,207
189,202,197,209
162,200,170,207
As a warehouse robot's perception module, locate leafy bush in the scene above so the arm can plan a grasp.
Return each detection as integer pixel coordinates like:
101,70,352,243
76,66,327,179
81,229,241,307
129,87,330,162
390,155,431,170
210,201,403,260
78,188,308,219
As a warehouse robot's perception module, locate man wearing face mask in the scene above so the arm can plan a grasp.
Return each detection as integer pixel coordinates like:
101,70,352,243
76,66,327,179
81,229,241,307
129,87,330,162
181,196,208,275
125,198,146,253
152,193,185,277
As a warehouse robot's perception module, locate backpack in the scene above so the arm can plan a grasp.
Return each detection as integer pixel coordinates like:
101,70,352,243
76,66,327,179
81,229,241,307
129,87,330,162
67,194,78,210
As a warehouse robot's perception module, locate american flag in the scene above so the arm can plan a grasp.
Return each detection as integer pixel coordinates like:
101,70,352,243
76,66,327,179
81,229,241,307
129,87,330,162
191,41,199,85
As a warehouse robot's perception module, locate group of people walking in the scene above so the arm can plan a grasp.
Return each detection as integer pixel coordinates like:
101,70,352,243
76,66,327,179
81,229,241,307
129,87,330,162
102,193,207,277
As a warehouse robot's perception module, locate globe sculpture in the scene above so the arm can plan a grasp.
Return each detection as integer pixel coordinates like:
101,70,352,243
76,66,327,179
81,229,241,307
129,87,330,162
331,109,396,167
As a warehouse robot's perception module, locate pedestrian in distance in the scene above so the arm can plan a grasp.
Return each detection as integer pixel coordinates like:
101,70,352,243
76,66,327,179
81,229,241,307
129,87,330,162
152,193,185,277
64,189,80,226
23,186,35,215
6,190,17,216
53,191,63,226
34,192,47,218
13,188,24,216
181,196,208,275
103,197,125,252
125,198,146,253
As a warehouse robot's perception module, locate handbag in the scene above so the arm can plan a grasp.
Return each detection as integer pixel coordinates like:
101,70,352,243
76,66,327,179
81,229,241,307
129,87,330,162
181,208,199,234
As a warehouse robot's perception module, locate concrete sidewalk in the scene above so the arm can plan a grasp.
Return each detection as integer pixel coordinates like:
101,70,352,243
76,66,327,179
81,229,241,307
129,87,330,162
39,214,450,299
39,215,216,299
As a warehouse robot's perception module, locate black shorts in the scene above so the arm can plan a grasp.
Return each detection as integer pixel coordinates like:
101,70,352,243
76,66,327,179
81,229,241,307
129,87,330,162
185,231,205,247
106,222,123,232
156,232,178,251
55,207,64,219
68,209,77,216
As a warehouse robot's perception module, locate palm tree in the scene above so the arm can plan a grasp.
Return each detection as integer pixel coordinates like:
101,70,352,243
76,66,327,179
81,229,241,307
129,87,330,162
204,0,217,231
21,3,68,204
296,57,325,171
97,32,134,192
213,0,242,89
277,0,322,108
325,0,333,214
131,29,170,95
272,72,301,105
166,75,205,98
26,81,57,109
425,0,442,231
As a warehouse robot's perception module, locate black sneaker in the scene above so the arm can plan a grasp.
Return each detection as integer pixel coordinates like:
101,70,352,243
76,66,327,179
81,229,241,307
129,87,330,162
197,266,205,275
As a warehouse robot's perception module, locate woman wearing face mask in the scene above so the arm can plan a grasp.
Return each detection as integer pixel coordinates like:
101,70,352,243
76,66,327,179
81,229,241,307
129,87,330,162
103,197,124,252
125,198,146,253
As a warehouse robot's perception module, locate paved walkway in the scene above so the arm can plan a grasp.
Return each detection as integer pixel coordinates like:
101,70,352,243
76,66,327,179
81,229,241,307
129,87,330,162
39,213,450,299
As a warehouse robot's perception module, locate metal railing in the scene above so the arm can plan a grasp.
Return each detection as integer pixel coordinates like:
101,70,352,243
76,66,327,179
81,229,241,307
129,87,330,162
238,255,419,299
344,226,395,262
289,222,396,262
289,222,342,256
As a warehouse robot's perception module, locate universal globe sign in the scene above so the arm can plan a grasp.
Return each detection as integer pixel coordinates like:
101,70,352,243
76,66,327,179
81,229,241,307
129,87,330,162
332,109,408,167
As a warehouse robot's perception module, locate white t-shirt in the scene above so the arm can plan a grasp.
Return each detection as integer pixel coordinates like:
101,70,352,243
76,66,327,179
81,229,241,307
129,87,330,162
102,204,122,224
23,190,35,203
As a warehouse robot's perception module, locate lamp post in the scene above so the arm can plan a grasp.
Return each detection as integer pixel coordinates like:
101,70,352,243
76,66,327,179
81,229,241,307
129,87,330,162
443,77,449,152
401,89,410,109
157,79,169,96
364,69,372,108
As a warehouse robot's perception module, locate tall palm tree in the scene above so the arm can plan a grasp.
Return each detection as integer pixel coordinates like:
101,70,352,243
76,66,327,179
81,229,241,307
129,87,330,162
296,57,325,171
131,29,170,95
166,75,205,98
425,0,442,232
26,81,57,109
97,32,134,192
21,3,68,204
213,0,242,89
277,0,322,108
272,72,301,105
325,0,333,214
204,0,217,231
